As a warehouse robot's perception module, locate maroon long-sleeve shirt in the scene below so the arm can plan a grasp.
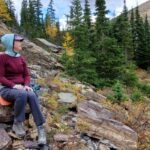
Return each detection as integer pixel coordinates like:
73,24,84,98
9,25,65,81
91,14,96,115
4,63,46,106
0,53,30,88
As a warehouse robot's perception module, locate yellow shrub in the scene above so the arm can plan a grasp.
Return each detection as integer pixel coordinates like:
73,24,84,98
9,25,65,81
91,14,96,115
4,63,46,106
0,0,11,21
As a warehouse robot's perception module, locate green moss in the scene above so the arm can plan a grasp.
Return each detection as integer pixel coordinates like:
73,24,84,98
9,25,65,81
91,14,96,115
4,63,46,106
57,104,69,115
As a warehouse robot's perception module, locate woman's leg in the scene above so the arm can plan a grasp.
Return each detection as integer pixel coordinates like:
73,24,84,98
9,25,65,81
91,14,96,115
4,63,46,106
27,91,45,126
0,88,28,137
27,91,46,144
0,87,28,122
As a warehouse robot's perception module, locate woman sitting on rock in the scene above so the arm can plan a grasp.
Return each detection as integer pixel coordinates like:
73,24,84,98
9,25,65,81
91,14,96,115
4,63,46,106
0,33,46,145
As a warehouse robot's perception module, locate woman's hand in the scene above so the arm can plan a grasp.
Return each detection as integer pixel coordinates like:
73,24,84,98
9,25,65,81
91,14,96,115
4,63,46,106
24,85,33,92
13,84,24,90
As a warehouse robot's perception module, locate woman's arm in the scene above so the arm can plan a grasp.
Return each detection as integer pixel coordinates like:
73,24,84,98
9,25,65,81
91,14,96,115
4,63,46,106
22,56,31,86
0,55,15,88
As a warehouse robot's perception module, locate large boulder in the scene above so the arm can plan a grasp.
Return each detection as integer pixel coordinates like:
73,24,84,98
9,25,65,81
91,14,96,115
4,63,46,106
0,105,14,123
0,128,12,150
0,104,31,123
34,38,63,53
76,100,138,150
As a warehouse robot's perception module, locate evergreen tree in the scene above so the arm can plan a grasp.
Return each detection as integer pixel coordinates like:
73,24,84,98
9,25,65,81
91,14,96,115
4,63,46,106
35,0,43,24
95,0,108,40
20,0,45,38
67,6,74,30
32,0,44,37
96,37,125,85
61,0,98,86
46,0,56,25
5,0,18,28
45,0,57,41
122,0,133,61
55,20,62,45
20,0,28,34
130,8,136,55
94,0,127,86
84,0,91,28
70,0,82,29
94,0,108,77
83,0,92,50
142,15,150,69
134,6,145,68
28,0,36,38
111,0,133,62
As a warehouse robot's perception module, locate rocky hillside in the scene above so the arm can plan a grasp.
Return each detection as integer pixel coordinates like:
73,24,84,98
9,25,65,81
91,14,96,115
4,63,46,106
133,0,150,21
0,21,150,150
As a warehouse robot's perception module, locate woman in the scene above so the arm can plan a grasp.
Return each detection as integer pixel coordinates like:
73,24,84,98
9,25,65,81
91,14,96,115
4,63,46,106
0,33,46,145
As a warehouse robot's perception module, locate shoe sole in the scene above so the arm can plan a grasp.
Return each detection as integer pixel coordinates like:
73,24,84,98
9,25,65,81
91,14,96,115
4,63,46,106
38,141,47,145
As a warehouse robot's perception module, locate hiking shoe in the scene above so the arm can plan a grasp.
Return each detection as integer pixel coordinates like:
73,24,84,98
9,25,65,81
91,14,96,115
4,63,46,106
38,125,47,145
12,122,26,138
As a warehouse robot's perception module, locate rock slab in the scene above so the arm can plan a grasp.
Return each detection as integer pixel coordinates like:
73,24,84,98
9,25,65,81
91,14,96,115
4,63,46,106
76,100,138,150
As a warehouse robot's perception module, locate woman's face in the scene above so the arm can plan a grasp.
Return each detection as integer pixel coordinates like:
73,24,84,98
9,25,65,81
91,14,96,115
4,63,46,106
13,41,23,52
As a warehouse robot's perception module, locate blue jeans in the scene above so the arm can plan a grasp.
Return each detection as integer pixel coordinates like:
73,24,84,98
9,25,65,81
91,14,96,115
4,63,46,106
0,87,45,126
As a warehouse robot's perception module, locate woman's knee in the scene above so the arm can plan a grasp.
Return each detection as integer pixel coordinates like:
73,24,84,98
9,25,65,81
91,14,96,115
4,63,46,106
27,91,37,99
17,90,28,100
1,89,28,102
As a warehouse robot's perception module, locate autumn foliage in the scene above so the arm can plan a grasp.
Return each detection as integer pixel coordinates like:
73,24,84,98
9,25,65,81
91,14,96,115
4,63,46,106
0,0,11,21
63,32,74,57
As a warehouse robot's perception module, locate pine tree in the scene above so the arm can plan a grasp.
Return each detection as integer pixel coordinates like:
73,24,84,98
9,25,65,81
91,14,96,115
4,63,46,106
111,0,133,62
94,0,108,76
5,0,18,28
61,0,98,86
55,20,62,45
35,0,43,24
33,0,44,37
20,0,45,38
84,0,91,28
83,0,92,50
94,0,126,86
20,0,28,33
46,0,56,25
130,8,136,55
45,0,57,41
67,6,74,30
96,37,125,85
142,15,150,69
134,6,145,68
70,0,82,29
28,0,37,38
95,0,108,40
0,0,11,21
122,0,133,61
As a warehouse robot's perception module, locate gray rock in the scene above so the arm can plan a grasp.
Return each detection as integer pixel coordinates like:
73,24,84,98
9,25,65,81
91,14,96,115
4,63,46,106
58,92,77,103
49,83,60,92
54,134,69,142
83,91,106,102
34,38,62,53
0,104,31,123
0,128,12,150
29,65,42,71
0,123,11,130
0,105,14,123
77,100,138,150
99,144,110,150
23,140,39,149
